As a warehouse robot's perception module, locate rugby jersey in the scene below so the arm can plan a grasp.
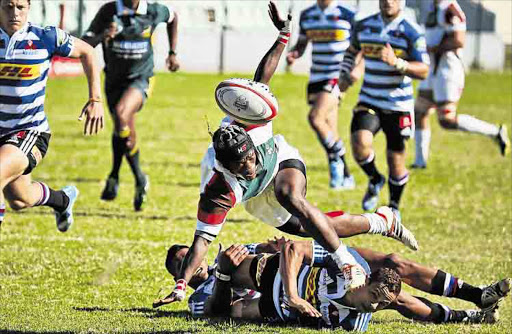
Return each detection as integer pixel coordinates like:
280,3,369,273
195,121,279,241
272,246,372,331
0,23,74,136
299,2,355,83
188,246,261,316
425,0,466,50
352,13,428,112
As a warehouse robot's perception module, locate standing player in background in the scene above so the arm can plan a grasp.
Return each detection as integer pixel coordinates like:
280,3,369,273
0,0,104,232
412,0,510,168
339,0,429,219
286,0,357,190
82,0,179,211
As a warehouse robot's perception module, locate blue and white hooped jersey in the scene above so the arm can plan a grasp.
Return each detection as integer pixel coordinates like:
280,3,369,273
352,13,428,112
0,23,74,137
299,2,355,83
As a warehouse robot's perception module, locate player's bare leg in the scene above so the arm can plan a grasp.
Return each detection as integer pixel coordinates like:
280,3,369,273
352,129,385,211
308,92,352,189
412,91,436,168
0,145,26,229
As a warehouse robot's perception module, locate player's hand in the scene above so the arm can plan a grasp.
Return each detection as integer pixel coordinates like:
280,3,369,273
79,99,104,136
266,236,288,253
218,244,249,275
268,1,292,33
103,21,118,42
380,43,397,67
166,54,180,72
286,51,299,66
342,263,368,291
287,295,322,318
152,279,187,308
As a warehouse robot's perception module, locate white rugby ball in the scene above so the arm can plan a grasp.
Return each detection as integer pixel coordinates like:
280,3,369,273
215,78,278,124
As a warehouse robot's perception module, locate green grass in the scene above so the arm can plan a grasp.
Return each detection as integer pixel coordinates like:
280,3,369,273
0,71,511,333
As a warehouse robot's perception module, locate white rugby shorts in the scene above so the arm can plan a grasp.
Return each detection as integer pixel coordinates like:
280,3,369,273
418,52,465,103
243,135,304,228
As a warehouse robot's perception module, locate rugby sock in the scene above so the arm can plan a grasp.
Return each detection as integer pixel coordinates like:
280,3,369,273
388,173,409,210
34,182,69,211
457,114,499,137
358,151,381,183
0,203,5,226
362,212,388,235
415,297,470,323
110,134,125,179
430,270,482,305
414,129,430,166
125,148,145,185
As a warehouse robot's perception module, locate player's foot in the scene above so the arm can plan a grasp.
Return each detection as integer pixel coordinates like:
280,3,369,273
362,175,385,211
410,162,427,169
376,206,418,251
341,175,356,190
329,160,345,189
101,176,119,201
456,309,499,324
496,124,510,156
479,278,511,311
134,174,149,211
55,185,79,233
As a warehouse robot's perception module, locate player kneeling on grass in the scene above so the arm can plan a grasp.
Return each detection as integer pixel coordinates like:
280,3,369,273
0,0,104,232
158,239,511,330
158,2,419,307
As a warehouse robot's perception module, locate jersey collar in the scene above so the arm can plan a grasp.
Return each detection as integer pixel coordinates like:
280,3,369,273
0,22,29,39
378,11,404,37
116,0,148,16
317,0,337,12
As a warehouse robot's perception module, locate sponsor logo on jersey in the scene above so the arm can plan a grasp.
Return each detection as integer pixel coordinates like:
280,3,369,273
141,26,151,38
361,43,406,59
304,268,321,307
306,29,345,42
0,64,40,80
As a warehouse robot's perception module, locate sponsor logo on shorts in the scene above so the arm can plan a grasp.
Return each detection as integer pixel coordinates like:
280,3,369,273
306,29,345,42
0,64,40,80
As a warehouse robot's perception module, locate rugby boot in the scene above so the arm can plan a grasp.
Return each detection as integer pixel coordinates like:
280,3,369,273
55,185,79,232
341,175,356,190
362,174,385,211
410,162,427,169
134,174,149,211
101,176,119,201
479,278,511,312
496,124,510,156
329,159,345,189
450,309,499,324
376,206,418,251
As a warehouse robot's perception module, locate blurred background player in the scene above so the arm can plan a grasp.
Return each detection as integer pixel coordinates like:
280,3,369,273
0,0,104,232
412,0,510,169
339,0,429,218
286,0,356,190
82,0,179,211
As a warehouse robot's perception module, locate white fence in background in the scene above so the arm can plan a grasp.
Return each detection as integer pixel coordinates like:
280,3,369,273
29,0,505,72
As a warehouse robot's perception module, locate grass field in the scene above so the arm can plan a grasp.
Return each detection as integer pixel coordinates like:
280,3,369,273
0,71,511,333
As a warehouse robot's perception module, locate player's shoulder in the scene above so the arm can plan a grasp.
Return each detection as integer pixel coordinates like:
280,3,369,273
353,12,378,30
399,15,424,41
300,4,318,18
147,1,169,14
336,4,356,20
97,1,117,15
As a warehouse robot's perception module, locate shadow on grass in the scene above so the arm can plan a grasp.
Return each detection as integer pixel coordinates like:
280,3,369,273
73,306,188,319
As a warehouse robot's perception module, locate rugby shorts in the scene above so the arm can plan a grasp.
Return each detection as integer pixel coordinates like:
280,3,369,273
0,130,50,174
351,102,414,152
249,253,281,322
307,78,341,105
418,52,465,103
105,76,153,115
243,135,305,228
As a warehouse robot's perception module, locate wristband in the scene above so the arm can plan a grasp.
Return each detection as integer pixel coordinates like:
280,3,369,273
278,32,290,45
89,98,102,103
173,279,187,301
394,58,409,74
214,269,231,282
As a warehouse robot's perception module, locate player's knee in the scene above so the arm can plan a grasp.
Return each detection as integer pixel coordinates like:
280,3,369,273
307,109,323,130
437,105,457,129
7,198,30,211
384,253,410,275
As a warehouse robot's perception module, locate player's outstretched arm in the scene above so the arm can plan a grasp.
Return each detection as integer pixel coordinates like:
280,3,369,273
279,240,322,318
253,1,291,85
69,38,104,136
166,12,180,72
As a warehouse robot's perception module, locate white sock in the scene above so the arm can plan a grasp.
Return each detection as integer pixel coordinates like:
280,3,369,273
363,213,387,235
457,114,499,137
331,243,357,269
414,129,431,166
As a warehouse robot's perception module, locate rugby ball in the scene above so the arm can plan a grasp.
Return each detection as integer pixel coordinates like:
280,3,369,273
215,78,278,124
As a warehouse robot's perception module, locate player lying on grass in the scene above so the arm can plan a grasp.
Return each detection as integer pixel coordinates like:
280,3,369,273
161,2,418,306
0,0,104,232
158,239,511,330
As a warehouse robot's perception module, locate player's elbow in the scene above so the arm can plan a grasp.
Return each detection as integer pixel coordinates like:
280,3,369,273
415,64,429,80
